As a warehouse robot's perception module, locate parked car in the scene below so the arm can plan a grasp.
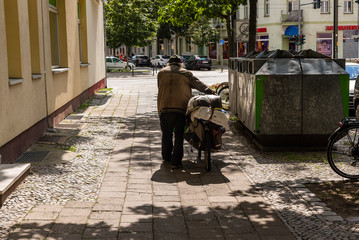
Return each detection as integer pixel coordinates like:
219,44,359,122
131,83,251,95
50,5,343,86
180,55,191,63
131,55,151,67
106,56,135,70
151,55,170,67
121,56,129,62
349,62,359,116
184,55,212,70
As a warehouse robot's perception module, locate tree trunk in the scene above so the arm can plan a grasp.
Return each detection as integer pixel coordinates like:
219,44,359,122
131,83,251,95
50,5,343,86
156,36,160,55
232,12,237,57
175,26,179,54
248,0,257,53
126,46,131,68
175,34,179,54
226,13,233,59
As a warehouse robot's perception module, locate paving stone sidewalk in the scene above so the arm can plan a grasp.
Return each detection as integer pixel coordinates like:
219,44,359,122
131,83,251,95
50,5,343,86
1,87,298,240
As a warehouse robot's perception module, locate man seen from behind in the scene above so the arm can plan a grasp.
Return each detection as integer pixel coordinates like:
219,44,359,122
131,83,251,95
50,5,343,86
157,55,214,169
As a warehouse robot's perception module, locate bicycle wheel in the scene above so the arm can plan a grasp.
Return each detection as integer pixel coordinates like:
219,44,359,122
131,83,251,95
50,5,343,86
218,86,229,110
204,126,211,171
327,126,359,179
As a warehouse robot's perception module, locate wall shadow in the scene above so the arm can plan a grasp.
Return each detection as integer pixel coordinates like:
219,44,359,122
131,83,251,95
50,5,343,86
225,119,328,165
8,176,359,239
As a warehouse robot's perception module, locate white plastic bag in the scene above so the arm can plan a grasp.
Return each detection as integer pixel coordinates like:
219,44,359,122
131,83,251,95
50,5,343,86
210,109,229,130
190,106,212,122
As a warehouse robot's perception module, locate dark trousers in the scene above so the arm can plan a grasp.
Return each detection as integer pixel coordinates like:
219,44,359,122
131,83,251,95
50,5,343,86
160,112,186,165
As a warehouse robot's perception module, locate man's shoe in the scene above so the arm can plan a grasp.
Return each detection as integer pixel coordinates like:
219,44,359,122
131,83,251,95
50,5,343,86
170,163,183,169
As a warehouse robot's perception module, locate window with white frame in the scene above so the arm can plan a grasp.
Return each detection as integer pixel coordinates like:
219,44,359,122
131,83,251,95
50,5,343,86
244,5,248,18
344,0,352,13
288,1,298,12
317,33,332,57
49,0,59,67
4,0,22,79
78,0,82,63
78,0,89,64
321,0,329,13
28,0,41,75
265,0,270,16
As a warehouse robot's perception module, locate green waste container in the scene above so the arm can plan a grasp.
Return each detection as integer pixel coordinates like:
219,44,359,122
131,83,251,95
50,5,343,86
229,49,349,149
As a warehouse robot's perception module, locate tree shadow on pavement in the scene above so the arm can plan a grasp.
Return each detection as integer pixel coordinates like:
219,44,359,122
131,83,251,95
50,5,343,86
6,199,296,240
7,220,118,240
5,165,359,240
126,179,359,240
222,119,340,183
121,203,268,240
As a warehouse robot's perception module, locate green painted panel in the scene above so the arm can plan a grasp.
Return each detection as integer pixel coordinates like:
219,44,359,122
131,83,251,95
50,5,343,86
339,74,349,118
49,0,56,7
255,76,266,132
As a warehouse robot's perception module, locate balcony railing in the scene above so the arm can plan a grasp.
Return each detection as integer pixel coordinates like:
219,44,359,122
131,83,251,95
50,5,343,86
281,10,303,23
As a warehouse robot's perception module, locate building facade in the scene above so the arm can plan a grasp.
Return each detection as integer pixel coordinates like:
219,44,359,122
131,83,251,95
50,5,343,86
108,1,359,64
0,0,106,163
171,1,359,61
238,0,359,59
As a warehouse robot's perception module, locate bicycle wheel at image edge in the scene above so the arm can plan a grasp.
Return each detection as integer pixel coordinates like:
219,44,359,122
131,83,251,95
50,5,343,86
327,126,359,179
204,127,211,171
218,86,229,110
216,82,229,110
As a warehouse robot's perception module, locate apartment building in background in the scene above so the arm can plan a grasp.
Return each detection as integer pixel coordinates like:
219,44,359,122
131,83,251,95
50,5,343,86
238,0,359,59
0,0,106,163
130,1,359,62
204,0,359,61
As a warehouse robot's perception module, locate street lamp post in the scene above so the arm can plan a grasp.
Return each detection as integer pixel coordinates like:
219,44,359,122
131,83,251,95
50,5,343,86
298,0,302,51
333,0,338,58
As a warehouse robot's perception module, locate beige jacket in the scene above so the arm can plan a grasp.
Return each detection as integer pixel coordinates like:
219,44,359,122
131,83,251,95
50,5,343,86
157,62,213,116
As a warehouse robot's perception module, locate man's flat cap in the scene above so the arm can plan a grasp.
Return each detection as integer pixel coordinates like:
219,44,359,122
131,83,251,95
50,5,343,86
168,55,182,63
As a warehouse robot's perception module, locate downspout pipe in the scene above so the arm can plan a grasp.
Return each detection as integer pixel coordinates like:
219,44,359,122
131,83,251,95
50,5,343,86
102,0,107,87
40,0,54,131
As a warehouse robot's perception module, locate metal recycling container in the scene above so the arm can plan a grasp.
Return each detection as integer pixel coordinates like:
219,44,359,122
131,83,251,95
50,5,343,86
228,59,239,115
229,49,349,149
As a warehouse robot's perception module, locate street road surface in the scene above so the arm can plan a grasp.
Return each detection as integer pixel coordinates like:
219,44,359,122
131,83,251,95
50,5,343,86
107,69,228,92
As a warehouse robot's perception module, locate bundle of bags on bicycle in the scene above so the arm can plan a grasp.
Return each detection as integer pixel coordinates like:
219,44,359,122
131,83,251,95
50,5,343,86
184,94,229,150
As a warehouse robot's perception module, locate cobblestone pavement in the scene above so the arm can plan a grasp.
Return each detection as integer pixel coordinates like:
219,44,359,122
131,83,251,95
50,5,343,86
0,75,357,239
223,124,359,240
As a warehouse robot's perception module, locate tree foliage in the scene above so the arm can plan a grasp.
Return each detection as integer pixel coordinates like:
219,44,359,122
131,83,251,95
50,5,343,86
158,0,199,28
189,18,220,47
157,0,200,53
200,0,247,58
105,0,157,51
199,0,246,17
105,0,255,59
157,22,172,40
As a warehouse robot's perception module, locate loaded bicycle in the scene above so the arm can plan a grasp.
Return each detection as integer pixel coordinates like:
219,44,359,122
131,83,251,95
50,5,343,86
185,94,228,171
327,118,359,179
196,120,214,171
